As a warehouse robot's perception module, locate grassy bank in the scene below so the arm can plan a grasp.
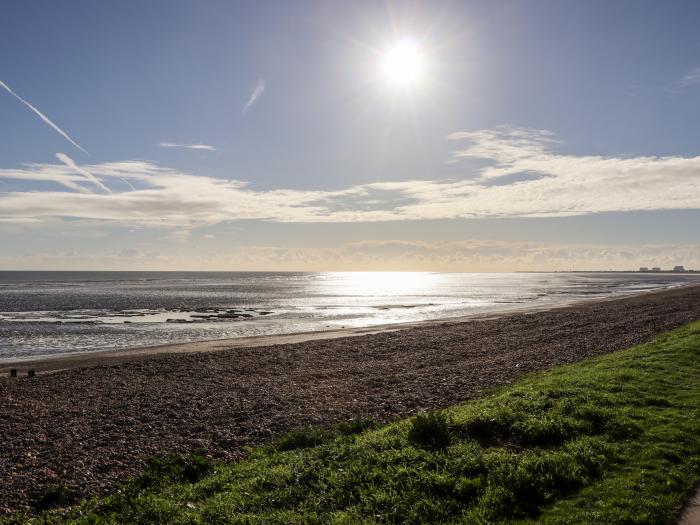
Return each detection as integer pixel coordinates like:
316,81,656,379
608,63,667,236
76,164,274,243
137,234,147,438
8,321,700,524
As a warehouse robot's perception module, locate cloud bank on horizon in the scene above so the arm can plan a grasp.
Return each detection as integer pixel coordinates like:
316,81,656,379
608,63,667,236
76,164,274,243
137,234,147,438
3,238,700,272
0,126,698,229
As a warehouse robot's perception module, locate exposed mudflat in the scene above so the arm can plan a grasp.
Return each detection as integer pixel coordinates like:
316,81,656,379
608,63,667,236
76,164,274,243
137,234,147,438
1,284,699,515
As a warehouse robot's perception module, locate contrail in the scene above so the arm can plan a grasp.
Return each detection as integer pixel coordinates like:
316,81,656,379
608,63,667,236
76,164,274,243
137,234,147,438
119,177,136,191
56,153,111,193
159,142,216,151
0,79,89,155
242,78,265,114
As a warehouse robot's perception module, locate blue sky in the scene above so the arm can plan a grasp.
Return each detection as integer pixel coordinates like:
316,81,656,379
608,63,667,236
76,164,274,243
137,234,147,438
1,0,699,270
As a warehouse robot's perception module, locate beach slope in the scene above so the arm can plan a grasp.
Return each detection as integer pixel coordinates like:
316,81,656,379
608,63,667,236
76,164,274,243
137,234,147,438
1,284,700,514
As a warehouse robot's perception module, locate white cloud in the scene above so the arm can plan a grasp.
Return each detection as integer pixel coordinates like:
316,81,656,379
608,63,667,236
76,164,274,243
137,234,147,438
0,79,89,155
158,142,216,151
1,239,699,271
0,126,699,228
56,152,111,193
675,66,700,89
0,160,329,227
242,78,265,114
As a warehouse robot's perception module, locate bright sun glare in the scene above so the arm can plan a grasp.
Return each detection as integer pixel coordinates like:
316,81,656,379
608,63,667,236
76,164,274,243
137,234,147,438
381,38,425,88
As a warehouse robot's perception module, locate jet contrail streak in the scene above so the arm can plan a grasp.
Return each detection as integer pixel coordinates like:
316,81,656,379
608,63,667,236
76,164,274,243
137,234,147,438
56,153,110,193
0,79,89,155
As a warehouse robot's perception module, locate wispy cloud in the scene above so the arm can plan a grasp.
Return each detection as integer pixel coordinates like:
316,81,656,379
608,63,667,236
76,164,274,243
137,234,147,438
0,126,699,228
242,78,265,114
674,65,700,89
56,153,111,193
0,79,89,155
158,142,216,151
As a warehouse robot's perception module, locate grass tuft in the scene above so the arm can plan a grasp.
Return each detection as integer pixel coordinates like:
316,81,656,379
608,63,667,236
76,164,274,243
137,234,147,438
276,418,377,451
134,452,212,489
408,411,452,450
276,426,330,451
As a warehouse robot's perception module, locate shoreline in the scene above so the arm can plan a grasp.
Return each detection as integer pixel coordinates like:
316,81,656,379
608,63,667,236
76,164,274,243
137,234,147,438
2,282,696,375
2,282,700,514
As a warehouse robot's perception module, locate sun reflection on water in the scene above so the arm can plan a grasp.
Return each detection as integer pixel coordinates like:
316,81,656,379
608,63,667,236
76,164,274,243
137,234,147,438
325,271,437,297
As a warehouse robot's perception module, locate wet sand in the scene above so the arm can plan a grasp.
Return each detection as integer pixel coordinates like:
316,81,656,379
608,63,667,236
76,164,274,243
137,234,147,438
0,288,675,375
1,284,699,514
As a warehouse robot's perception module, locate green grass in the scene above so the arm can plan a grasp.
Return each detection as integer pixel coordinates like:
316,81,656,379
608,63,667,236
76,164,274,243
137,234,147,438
8,321,700,524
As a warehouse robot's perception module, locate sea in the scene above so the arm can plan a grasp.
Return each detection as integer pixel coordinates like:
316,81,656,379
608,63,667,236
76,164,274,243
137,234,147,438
1,271,698,361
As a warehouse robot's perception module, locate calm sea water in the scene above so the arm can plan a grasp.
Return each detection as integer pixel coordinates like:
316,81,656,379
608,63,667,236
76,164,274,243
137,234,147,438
1,271,698,361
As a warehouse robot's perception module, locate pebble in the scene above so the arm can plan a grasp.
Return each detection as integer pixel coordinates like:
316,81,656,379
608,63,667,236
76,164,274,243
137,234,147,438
1,285,699,515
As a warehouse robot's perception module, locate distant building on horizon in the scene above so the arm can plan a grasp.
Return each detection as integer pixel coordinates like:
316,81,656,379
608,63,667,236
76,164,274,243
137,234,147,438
673,265,685,273
639,267,649,272
651,267,661,272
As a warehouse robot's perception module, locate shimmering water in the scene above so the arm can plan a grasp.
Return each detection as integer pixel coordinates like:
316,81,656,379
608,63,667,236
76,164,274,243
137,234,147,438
1,271,698,360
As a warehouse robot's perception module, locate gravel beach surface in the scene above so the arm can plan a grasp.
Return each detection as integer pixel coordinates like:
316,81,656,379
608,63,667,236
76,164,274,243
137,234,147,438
2,284,700,515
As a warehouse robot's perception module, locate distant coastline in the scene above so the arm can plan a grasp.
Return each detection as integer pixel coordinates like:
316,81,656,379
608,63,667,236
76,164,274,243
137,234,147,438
517,269,700,273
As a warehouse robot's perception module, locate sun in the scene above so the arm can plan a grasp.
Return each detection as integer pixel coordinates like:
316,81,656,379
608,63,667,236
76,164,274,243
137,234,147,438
381,38,425,88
